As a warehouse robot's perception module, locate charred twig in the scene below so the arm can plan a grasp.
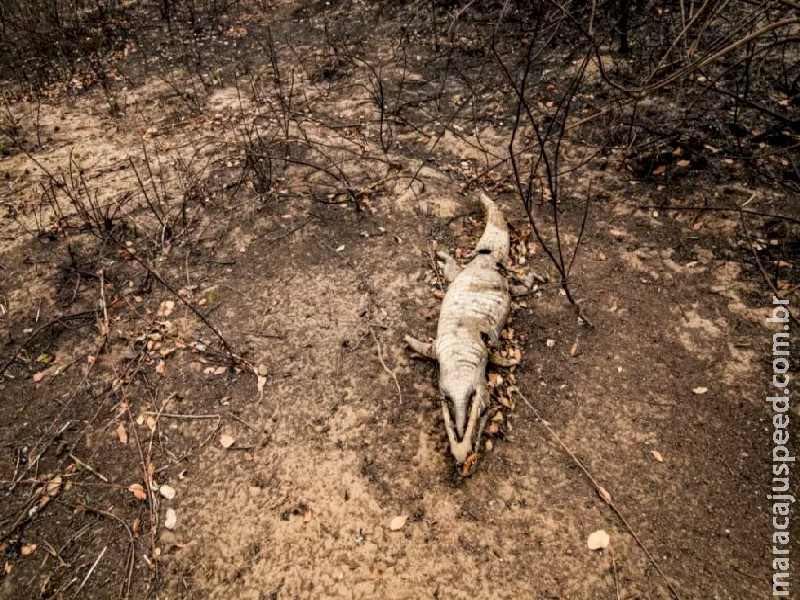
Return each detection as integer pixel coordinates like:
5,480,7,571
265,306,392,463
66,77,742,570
120,247,243,366
737,207,800,327
0,310,99,378
74,545,107,597
371,327,402,404
637,204,800,226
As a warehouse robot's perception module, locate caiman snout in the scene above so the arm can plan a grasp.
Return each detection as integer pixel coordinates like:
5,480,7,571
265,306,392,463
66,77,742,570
441,388,489,470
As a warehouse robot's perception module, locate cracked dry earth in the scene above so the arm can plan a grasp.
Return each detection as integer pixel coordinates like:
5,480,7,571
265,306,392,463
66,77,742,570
0,24,795,600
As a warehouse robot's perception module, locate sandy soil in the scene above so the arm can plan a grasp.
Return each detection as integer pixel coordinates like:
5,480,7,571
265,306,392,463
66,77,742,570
0,1,797,599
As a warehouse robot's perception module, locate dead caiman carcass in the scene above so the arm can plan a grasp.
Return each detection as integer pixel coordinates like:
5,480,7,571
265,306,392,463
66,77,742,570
406,192,513,471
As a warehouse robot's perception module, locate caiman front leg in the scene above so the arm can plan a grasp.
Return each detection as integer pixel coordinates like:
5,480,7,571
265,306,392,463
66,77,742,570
436,251,462,283
404,335,436,359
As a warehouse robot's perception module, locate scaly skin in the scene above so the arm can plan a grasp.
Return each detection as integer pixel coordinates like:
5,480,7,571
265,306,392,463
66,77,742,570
406,192,511,467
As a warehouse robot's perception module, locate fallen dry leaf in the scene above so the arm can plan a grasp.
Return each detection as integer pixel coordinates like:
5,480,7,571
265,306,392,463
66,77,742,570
303,510,313,523
597,486,611,504
159,485,176,500
20,544,36,556
117,422,128,444
32,372,45,383
676,159,691,168
155,360,166,375
38,475,63,508
164,508,177,530
693,386,708,395
462,452,478,476
157,300,175,317
46,475,62,497
587,530,610,550
569,341,579,357
652,164,667,175
652,450,664,462
129,483,147,501
220,433,235,449
389,515,407,531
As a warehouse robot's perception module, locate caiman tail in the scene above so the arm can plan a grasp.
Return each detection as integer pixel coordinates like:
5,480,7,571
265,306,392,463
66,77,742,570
475,192,510,262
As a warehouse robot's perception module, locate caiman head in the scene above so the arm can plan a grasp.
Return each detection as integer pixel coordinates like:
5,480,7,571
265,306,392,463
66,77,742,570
440,379,490,473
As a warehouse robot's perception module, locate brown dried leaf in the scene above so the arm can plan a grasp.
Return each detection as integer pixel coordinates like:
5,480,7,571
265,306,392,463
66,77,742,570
652,164,667,176
45,475,62,498
129,483,147,501
220,434,235,449
587,530,610,550
676,159,691,168
597,486,611,504
20,544,36,556
652,450,664,462
157,300,175,317
117,422,128,444
257,374,267,400
462,452,478,476
155,360,166,375
389,515,407,531
164,508,177,530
